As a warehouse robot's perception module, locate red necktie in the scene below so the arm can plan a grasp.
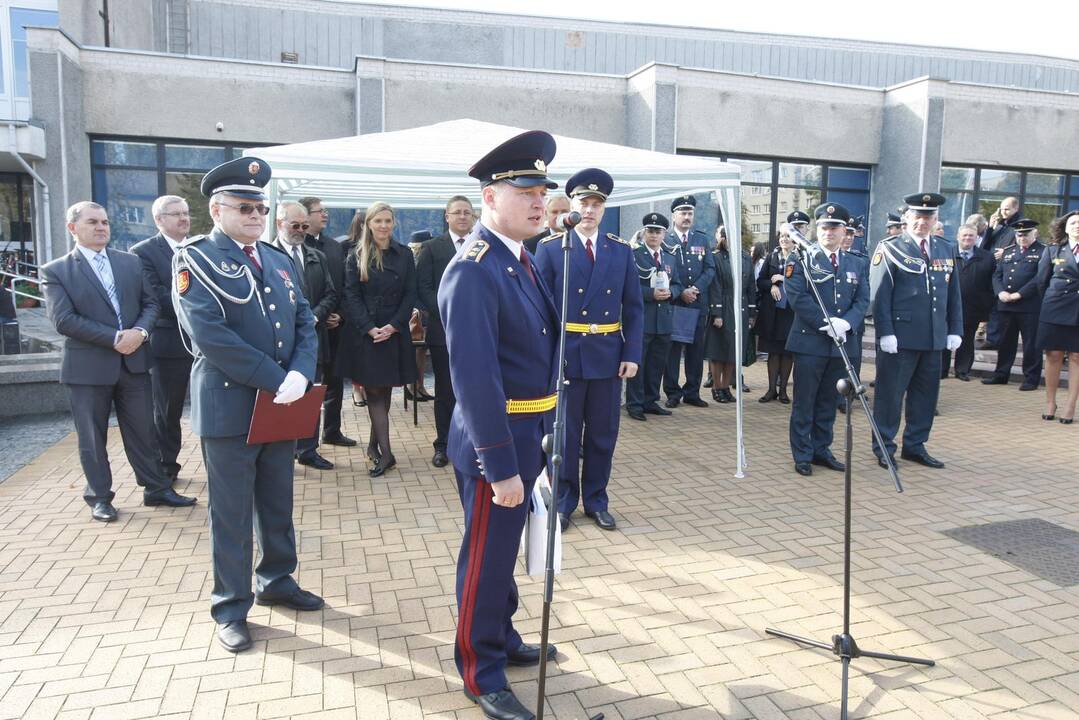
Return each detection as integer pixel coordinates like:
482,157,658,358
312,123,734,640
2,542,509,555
585,237,595,264
243,245,262,272
920,239,929,259
830,252,838,272
653,250,661,268
519,251,537,286
1073,244,1078,258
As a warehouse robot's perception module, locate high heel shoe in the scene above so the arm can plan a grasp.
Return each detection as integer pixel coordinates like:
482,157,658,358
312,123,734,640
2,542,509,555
758,388,778,403
369,454,397,477
712,388,722,402
777,388,791,404
1043,406,1057,421
1061,415,1075,425
366,443,381,465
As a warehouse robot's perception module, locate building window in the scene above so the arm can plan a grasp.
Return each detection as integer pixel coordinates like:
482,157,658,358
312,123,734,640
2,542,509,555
677,151,871,248
940,164,1077,238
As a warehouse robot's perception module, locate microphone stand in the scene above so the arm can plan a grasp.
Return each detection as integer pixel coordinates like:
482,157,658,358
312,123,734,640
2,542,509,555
764,230,934,720
538,222,603,720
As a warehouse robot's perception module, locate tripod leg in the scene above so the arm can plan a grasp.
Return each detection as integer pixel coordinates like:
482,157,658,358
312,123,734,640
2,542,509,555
764,627,833,651
857,647,936,667
840,656,850,720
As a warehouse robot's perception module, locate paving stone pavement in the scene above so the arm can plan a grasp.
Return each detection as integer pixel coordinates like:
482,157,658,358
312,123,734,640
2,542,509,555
1,362,1078,720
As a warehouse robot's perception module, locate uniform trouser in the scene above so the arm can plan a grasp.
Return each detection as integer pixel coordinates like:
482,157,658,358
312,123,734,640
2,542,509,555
664,318,706,401
626,332,672,411
790,353,845,462
872,349,941,459
68,369,170,505
202,435,299,623
149,355,192,478
993,311,1042,385
558,376,621,515
941,317,981,377
430,344,455,452
296,365,325,458
835,351,863,409
985,308,1003,347
454,469,534,696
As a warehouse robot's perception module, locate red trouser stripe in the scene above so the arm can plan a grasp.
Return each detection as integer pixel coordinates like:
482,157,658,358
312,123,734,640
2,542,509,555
458,479,492,696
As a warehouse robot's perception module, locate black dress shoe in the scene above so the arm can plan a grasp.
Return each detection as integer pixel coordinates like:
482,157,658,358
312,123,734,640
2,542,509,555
626,408,647,421
982,376,1008,385
777,390,791,404
217,620,252,652
794,462,813,476
464,687,535,720
297,452,334,470
1019,382,1038,391
506,642,557,666
91,501,118,522
558,512,571,532
900,450,945,468
683,397,709,408
322,432,357,447
812,454,846,472
719,389,735,403
758,389,778,403
370,454,397,477
642,404,672,416
703,376,713,388
143,488,197,507
955,372,971,381
586,510,617,530
877,455,896,470
432,449,449,467
664,397,681,408
255,587,325,611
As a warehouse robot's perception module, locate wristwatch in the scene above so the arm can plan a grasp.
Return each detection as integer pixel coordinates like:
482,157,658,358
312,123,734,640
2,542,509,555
136,328,149,341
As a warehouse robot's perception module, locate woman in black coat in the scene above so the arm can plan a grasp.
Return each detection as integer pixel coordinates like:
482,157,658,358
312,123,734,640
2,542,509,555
705,226,756,403
343,202,418,475
1037,210,1079,424
754,226,796,403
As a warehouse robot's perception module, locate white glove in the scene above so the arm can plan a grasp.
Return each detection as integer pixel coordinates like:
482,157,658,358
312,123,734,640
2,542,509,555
946,334,962,351
818,316,852,341
274,370,308,404
879,335,898,354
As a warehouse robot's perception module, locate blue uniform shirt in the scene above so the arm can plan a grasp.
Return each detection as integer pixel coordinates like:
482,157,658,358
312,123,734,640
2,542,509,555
784,246,869,358
534,229,643,379
174,229,317,438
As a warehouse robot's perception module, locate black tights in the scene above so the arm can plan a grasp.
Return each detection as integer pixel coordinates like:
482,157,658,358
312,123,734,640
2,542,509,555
767,353,794,391
364,385,393,460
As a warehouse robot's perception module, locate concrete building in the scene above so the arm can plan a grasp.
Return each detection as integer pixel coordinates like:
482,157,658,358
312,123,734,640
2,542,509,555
15,0,1079,262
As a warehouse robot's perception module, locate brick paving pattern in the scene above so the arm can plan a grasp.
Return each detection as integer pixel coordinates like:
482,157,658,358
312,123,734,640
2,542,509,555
1,362,1078,719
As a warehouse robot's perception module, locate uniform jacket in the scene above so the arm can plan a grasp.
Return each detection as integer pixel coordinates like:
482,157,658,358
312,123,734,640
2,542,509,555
666,228,716,314
707,248,756,327
130,233,189,359
416,233,458,346
871,234,963,352
993,240,1046,314
174,228,317,438
984,216,1020,252
343,242,417,337
1037,242,1079,327
534,228,643,379
438,225,559,483
43,246,160,385
955,245,996,323
633,243,683,335
755,247,795,334
276,239,337,366
784,246,869,358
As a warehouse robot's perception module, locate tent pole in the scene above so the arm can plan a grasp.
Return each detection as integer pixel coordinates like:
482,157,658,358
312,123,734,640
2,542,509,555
720,187,747,479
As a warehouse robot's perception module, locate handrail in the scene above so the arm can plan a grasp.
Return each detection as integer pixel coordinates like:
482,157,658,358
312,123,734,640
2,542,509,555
0,270,45,305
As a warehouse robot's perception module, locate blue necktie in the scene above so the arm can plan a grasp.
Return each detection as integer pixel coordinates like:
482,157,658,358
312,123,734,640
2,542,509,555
93,252,122,327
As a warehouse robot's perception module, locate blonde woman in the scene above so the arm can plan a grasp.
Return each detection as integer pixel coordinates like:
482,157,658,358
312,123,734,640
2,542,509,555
343,202,418,476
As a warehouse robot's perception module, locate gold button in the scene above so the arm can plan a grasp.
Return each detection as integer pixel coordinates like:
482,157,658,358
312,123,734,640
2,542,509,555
606,289,612,294
542,328,547,334
275,322,281,329
264,287,271,294
269,304,276,311
278,341,283,348
578,288,584,294
582,310,587,316
604,311,609,316
224,381,229,388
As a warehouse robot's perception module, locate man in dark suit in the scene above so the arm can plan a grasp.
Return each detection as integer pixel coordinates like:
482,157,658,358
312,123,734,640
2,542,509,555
416,195,474,467
299,196,355,448
274,202,338,470
943,223,995,380
43,201,196,523
131,195,194,484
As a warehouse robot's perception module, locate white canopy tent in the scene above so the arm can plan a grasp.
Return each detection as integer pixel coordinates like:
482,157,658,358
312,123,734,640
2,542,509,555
247,119,749,476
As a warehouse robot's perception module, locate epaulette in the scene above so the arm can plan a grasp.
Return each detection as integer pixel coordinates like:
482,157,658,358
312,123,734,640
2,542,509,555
607,233,629,246
540,232,565,244
179,234,208,247
463,239,490,262
847,249,867,258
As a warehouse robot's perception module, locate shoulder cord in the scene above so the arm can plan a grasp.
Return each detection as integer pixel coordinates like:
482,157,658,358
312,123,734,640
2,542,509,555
171,245,265,359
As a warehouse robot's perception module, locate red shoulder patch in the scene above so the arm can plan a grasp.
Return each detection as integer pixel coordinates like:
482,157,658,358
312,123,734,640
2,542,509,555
176,270,190,295
784,264,794,278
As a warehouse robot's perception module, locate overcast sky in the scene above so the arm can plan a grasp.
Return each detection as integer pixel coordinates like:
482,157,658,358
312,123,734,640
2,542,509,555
344,0,1079,62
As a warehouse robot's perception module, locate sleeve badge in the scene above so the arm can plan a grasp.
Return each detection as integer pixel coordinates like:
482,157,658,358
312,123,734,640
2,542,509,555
177,269,190,295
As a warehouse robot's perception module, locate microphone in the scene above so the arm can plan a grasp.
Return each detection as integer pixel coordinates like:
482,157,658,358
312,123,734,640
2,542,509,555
551,211,582,232
786,224,813,251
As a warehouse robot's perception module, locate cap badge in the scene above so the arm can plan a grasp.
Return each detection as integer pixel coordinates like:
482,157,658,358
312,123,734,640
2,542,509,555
588,184,598,191
827,205,835,214
922,194,931,202
534,159,546,173
249,161,260,176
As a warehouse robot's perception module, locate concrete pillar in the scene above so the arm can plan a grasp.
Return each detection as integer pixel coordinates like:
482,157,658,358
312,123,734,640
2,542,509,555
354,57,386,136
622,63,679,239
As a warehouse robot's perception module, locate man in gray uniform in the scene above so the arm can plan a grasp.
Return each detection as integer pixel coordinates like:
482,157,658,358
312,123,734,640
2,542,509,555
175,157,322,653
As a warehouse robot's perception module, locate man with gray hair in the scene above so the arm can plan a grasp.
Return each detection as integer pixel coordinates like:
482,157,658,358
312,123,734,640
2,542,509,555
43,201,196,522
132,195,195,485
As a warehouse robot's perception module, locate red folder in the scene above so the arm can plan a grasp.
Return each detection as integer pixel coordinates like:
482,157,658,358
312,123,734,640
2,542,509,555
247,385,327,445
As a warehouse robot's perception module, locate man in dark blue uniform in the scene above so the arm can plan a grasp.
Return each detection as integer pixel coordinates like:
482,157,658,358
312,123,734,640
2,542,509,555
174,157,323,653
836,214,869,413
535,168,642,532
438,131,561,720
870,192,963,469
625,213,681,421
663,195,716,408
786,202,869,475
982,218,1045,390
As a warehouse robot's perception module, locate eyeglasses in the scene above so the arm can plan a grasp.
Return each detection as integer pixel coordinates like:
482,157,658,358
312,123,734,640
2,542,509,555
219,202,270,216
313,208,329,215
289,222,311,231
160,211,191,218
447,210,474,217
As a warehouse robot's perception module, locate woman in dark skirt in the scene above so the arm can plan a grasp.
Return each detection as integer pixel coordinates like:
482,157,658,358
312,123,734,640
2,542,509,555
1037,210,1079,423
755,225,796,403
705,226,756,403
343,201,418,475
